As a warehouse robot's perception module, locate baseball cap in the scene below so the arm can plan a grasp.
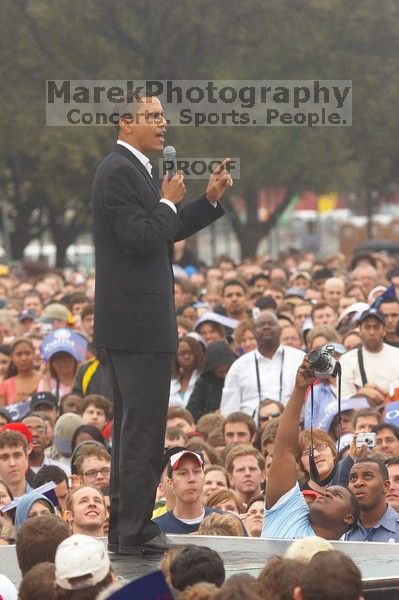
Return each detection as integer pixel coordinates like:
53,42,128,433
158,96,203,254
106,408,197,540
194,312,239,332
40,303,70,323
18,309,37,323
30,391,58,411
0,574,17,600
40,328,87,363
290,271,312,284
285,287,305,299
55,534,111,590
358,308,385,325
284,536,333,563
162,446,187,472
54,413,84,456
167,450,204,477
0,422,33,444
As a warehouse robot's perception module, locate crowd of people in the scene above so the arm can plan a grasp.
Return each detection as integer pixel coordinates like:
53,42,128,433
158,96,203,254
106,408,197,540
0,244,398,598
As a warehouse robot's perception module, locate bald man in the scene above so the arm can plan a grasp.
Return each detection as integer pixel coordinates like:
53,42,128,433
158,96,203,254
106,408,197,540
220,311,304,418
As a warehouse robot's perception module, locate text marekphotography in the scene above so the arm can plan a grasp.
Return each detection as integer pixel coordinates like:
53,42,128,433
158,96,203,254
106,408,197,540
46,79,352,127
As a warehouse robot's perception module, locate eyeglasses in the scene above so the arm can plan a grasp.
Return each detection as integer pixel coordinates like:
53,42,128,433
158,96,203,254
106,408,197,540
83,467,111,479
259,413,280,422
302,443,330,457
26,425,46,434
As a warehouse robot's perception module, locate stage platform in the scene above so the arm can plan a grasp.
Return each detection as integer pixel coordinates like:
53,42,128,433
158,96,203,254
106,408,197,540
2,536,398,598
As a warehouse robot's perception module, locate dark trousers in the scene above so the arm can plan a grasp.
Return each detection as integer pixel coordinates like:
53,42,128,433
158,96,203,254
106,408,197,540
106,350,173,548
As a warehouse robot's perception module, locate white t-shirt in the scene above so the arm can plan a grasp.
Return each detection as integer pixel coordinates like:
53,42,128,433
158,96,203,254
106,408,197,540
339,343,399,399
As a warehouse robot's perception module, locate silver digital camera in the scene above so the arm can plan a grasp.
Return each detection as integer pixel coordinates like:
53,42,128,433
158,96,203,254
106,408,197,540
356,432,376,448
307,344,339,378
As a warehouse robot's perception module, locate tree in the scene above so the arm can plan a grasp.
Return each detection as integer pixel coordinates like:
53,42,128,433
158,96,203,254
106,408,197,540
0,0,398,262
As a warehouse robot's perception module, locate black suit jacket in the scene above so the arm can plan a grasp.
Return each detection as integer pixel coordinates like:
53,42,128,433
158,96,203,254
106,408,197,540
92,144,224,352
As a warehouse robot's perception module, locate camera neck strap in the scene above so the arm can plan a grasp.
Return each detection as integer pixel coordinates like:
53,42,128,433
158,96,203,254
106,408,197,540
254,348,285,405
308,363,342,486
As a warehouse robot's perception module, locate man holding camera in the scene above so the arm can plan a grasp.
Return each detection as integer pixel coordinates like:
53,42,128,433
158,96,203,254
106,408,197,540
261,356,360,540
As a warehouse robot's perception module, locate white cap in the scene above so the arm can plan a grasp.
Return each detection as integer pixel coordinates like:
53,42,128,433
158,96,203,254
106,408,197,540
194,312,240,331
0,574,17,600
55,534,110,590
284,536,333,563
336,302,370,328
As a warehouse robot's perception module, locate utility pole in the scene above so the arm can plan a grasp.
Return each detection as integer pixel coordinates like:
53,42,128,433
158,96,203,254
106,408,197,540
0,200,12,263
366,190,378,240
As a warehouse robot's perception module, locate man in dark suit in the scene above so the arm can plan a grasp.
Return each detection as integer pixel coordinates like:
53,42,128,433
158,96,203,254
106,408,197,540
92,95,231,554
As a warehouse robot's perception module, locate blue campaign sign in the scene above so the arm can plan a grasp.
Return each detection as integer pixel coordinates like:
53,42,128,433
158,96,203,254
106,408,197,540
107,570,174,600
5,399,31,422
384,401,399,427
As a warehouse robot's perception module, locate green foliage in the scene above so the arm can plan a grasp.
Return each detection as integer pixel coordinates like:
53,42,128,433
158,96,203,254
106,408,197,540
0,0,398,262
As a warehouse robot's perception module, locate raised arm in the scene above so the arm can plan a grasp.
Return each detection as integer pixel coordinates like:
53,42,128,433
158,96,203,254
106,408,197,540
266,357,316,508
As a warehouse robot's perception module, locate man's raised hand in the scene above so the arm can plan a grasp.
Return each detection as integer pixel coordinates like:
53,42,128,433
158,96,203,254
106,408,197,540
296,356,318,390
206,158,233,203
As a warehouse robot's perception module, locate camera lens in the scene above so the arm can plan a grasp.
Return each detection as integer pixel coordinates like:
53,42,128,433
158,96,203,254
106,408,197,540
308,349,330,372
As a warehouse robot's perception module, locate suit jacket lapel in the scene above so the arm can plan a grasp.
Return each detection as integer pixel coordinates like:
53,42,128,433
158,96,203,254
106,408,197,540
113,144,160,198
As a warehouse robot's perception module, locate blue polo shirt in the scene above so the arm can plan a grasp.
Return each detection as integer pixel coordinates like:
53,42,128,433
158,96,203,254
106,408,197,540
344,503,399,543
261,483,316,539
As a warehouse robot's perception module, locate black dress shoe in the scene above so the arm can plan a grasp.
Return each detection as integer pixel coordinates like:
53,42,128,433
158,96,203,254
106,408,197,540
118,532,171,555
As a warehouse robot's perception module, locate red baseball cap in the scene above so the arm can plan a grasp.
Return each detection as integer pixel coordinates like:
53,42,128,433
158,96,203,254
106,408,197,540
167,450,204,477
0,422,33,444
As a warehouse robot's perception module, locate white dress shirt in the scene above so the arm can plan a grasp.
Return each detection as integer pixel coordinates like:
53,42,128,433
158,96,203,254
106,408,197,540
116,139,177,213
117,139,218,211
220,345,304,417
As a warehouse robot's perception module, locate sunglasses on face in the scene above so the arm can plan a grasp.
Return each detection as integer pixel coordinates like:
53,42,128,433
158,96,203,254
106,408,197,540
259,413,280,422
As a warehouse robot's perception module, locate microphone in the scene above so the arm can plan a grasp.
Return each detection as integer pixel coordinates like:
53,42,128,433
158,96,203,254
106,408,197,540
163,145,176,179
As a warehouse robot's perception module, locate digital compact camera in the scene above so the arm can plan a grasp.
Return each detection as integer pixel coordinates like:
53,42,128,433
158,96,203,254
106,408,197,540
356,432,376,448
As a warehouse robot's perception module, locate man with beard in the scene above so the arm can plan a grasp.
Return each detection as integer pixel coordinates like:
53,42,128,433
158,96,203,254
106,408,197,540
218,280,250,322
345,458,399,542
220,311,303,418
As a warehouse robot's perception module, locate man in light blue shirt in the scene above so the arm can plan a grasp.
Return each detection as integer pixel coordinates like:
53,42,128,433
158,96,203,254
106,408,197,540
262,356,360,540
345,458,399,542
